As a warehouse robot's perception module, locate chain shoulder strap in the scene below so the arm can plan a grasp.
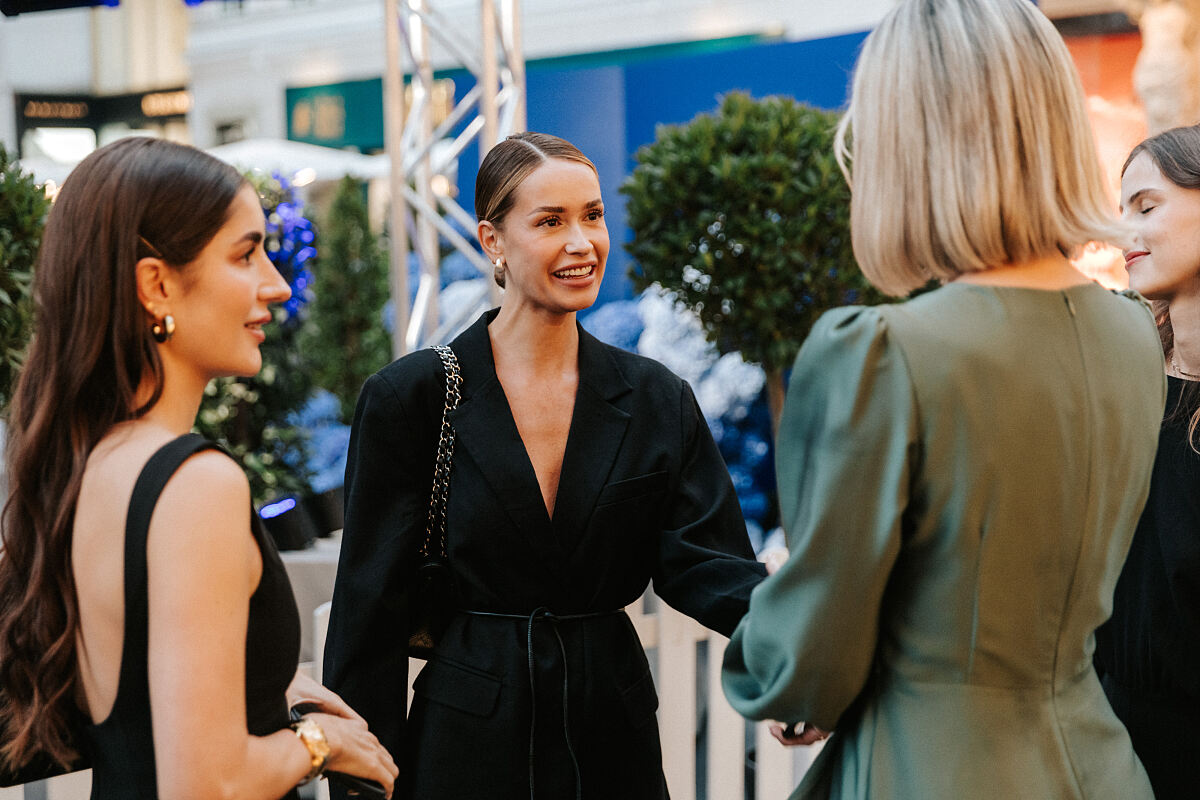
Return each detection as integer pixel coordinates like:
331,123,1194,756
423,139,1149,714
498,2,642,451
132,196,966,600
421,345,462,560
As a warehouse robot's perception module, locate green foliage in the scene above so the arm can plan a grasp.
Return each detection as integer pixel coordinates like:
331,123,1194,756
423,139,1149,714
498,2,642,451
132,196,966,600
300,176,391,423
0,145,49,413
621,92,884,377
194,172,314,503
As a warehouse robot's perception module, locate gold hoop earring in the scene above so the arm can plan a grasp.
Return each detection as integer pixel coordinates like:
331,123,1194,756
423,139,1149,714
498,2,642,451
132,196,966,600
493,257,506,289
151,314,175,343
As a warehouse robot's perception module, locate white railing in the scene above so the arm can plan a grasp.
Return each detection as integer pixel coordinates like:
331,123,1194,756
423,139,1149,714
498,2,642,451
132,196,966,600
625,592,817,800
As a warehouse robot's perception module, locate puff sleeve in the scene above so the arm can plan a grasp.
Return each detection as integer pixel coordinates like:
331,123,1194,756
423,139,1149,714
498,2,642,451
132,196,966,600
721,306,918,730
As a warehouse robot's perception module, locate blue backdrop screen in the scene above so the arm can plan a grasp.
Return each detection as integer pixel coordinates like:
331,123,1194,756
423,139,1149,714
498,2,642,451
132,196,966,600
453,31,869,302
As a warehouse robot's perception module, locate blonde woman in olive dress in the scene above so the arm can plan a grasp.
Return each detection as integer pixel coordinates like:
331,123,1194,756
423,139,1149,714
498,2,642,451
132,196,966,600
722,1,1163,798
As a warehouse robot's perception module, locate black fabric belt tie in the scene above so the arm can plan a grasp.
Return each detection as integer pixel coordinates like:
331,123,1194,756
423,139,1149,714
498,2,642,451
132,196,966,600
463,607,623,800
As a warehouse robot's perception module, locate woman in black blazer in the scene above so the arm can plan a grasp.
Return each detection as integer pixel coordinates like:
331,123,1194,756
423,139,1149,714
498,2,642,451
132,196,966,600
323,132,766,799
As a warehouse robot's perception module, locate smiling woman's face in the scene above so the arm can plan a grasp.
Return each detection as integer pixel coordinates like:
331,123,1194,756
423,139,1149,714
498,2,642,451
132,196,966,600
163,184,290,380
1121,152,1200,303
486,158,608,316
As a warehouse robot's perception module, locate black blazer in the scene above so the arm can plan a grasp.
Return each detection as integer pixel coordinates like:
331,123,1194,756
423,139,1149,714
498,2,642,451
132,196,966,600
323,309,765,799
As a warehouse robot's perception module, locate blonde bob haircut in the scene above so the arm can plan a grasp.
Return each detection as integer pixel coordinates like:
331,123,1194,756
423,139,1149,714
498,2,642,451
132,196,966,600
835,0,1127,297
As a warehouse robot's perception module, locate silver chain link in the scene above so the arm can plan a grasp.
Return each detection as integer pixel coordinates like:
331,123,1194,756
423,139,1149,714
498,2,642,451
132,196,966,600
421,345,462,560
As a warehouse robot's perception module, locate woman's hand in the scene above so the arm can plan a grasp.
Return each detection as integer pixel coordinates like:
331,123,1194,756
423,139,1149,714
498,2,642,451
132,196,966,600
759,546,789,576
308,712,399,798
287,670,362,722
769,721,829,747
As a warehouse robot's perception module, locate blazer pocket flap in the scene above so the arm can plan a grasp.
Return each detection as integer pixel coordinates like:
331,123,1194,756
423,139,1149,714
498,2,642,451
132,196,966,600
416,658,502,717
620,671,659,728
597,471,669,507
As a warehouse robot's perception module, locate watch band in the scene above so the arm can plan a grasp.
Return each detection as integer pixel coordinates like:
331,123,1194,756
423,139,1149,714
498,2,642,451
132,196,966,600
291,715,330,783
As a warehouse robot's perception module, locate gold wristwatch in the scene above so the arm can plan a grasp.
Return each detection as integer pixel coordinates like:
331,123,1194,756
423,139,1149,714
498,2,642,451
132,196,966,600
291,715,330,783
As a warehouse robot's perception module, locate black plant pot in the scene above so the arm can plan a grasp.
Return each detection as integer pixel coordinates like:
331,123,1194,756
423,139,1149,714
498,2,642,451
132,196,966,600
305,487,344,537
259,497,320,551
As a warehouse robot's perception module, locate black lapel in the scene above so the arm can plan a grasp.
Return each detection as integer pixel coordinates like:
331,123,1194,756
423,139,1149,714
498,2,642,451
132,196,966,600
552,325,633,548
447,310,567,570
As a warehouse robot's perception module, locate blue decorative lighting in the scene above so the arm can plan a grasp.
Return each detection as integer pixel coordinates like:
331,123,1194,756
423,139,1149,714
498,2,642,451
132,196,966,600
259,497,297,519
262,173,316,323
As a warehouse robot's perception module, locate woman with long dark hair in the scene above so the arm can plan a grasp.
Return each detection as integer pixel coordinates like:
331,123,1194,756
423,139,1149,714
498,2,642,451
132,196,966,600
0,136,397,798
1094,123,1200,800
323,131,766,799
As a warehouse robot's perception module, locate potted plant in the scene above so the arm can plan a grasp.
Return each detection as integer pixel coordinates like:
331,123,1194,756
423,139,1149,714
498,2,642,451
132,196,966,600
300,176,391,424
622,92,885,434
0,144,50,415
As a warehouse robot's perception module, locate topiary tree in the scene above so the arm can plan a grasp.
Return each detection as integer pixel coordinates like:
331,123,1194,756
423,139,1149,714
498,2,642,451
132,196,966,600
0,145,49,414
300,176,391,423
622,92,884,434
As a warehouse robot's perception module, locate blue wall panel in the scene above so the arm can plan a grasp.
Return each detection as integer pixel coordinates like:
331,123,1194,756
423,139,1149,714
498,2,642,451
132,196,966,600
522,63,630,306
622,32,868,166
452,31,868,303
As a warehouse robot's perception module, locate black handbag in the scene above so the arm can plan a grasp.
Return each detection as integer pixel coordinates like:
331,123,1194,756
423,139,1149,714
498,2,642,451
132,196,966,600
288,704,386,799
406,345,462,660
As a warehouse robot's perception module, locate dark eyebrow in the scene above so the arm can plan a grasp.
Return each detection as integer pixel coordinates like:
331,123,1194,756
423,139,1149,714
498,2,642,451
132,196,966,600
234,231,264,246
1121,188,1154,212
527,199,604,215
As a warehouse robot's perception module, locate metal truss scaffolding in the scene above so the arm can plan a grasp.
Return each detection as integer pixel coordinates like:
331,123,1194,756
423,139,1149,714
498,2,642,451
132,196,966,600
383,0,525,356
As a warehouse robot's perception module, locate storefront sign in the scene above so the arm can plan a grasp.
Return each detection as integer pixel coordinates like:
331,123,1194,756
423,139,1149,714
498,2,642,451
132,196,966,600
286,77,455,152
18,94,93,125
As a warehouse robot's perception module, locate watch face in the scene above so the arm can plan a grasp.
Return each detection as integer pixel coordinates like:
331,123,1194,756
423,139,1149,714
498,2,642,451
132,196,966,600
296,717,331,768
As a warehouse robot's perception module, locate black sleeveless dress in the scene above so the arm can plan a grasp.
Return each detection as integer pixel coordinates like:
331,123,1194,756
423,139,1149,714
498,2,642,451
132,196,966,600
1095,376,1200,800
82,434,302,799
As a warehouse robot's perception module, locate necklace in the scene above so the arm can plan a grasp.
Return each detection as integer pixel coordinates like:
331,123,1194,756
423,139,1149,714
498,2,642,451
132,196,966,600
1172,352,1200,380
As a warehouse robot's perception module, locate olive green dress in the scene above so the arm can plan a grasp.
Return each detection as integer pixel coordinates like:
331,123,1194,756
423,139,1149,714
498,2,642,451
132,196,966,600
722,282,1164,799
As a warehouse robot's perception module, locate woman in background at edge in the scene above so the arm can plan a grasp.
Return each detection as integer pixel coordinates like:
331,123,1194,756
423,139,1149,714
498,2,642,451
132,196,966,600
0,137,396,798
324,131,766,799
1094,123,1200,800
721,1,1163,797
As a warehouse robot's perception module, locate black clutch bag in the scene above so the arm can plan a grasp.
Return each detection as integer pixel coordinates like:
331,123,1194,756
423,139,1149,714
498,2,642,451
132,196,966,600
406,345,461,660
289,705,386,800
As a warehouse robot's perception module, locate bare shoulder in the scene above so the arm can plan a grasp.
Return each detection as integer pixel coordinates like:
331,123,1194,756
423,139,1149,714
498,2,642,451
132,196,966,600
164,447,247,492
157,450,248,520
154,449,251,535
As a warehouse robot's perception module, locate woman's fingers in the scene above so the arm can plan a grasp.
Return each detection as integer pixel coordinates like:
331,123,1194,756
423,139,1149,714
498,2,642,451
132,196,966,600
312,713,399,795
287,673,363,721
759,547,789,576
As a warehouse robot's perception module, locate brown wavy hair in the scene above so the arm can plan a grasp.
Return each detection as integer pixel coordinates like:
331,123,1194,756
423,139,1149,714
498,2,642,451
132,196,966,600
0,137,246,769
1122,124,1200,449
